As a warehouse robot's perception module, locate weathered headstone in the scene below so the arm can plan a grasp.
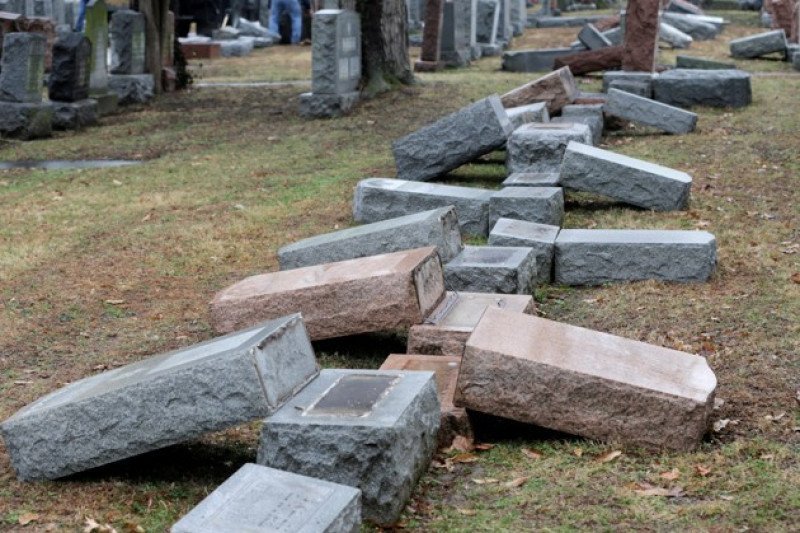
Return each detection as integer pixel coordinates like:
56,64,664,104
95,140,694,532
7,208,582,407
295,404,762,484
729,29,787,58
506,101,550,129
110,9,145,74
1,315,319,480
675,55,736,69
258,369,440,526
489,186,564,227
652,69,752,108
496,0,511,44
444,245,537,294
475,0,500,56
406,291,535,356
578,23,612,49
48,32,96,129
554,229,716,284
0,32,52,138
602,70,654,93
502,47,574,71
353,178,494,236
661,12,719,40
500,66,577,114
212,247,446,339
440,0,471,66
392,94,513,182
506,122,593,173
454,307,717,451
84,0,118,114
659,21,693,49
277,207,464,269
607,78,651,98
557,103,604,145
171,463,362,533
559,141,692,211
415,0,444,71
487,218,559,283
604,88,698,134
622,0,659,71
502,172,560,188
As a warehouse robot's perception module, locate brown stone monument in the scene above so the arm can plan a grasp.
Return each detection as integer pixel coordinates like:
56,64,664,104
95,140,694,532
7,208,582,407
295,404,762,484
415,0,445,72
622,0,659,72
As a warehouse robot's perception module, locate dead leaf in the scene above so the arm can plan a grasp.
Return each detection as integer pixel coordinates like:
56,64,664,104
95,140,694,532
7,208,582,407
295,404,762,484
596,450,623,463
104,299,126,305
112,180,122,186
713,418,739,432
122,522,145,533
660,468,680,481
694,465,711,477
719,494,734,501
446,435,474,453
521,448,542,460
451,453,479,464
765,412,786,422
18,513,39,525
84,517,118,533
457,509,477,516
472,478,498,485
633,483,685,498
503,476,530,488
572,447,583,457
791,273,800,284
474,443,494,451
141,213,152,222
14,380,33,385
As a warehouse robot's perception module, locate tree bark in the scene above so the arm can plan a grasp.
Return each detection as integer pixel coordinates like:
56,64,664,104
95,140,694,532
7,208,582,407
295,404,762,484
553,46,623,75
139,0,169,93
356,0,414,97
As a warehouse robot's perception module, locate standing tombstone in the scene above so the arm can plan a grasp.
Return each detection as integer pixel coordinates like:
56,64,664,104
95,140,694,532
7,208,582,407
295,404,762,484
299,8,360,118
415,0,445,71
110,9,145,74
476,0,500,56
0,32,53,139
468,0,480,58
622,0,659,71
48,32,97,129
440,0,470,66
496,0,512,46
52,0,66,25
84,0,118,114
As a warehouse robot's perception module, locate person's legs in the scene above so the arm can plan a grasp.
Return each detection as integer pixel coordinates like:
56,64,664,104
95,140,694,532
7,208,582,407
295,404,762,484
288,0,302,43
268,0,285,36
75,0,87,31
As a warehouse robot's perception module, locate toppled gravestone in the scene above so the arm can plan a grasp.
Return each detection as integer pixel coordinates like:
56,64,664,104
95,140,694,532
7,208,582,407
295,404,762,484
554,229,717,284
502,172,560,188
553,103,604,145
381,353,471,447
278,206,463,269
487,218,560,283
560,141,692,211
506,101,550,129
659,21,693,49
500,66,578,114
652,69,752,108
602,70,654,94
392,94,513,182
507,122,593,173
353,178,493,236
212,247,446,340
661,12,720,40
502,47,575,72
171,463,362,533
604,88,698,135
675,55,737,69
578,23,612,50
729,29,787,58
454,307,718,451
258,369,440,526
489,186,565,227
444,245,537,294
1,315,319,481
406,290,535,357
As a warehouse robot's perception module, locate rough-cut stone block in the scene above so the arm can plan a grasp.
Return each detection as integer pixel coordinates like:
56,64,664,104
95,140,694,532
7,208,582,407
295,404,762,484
258,369,440,526
212,247,445,339
50,98,97,129
604,88,698,134
454,307,717,451
279,207,462,270
380,353,470,447
0,101,52,139
502,172,560,188
500,67,578,114
48,32,91,102
487,218,559,282
602,70,653,93
578,23,612,49
652,69,751,108
444,245,537,294
406,291,535,357
560,141,691,210
171,463,361,533
502,47,574,71
107,73,154,105
392,95,513,182
489,186,564,227
1,315,319,481
507,122,593,173
353,178,493,236
554,229,716,284
659,21,693,48
559,103,604,144
298,91,359,118
729,29,787,58
506,101,550,130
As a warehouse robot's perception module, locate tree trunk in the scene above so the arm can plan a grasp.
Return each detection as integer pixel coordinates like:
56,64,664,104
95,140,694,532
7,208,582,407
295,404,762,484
139,0,169,93
356,0,414,97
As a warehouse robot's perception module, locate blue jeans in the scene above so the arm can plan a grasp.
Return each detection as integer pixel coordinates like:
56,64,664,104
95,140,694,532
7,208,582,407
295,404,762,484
269,0,302,44
75,0,89,32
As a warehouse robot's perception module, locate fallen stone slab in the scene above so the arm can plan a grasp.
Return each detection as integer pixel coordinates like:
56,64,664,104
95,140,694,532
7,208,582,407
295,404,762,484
218,38,254,56
502,172,560,188
572,91,607,105
552,45,623,75
380,353,471,446
258,369,439,526
560,141,692,211
555,229,716,284
502,47,575,71
607,78,651,98
278,207,463,270
602,26,623,45
652,69,752,108
454,306,717,451
489,186,564,227
393,94,513,182
666,0,705,16
659,21,694,48
578,23,612,50
661,12,719,40
1,315,319,481
506,101,550,130
553,103,604,145
487,218,560,282
405,291,535,357
444,245,537,294
353,178,493,236
602,70,654,94
507,122,593,173
107,74,154,105
604,88,698,135
171,463,361,533
729,29,787,58
529,15,606,28
212,247,445,339
500,67,578,114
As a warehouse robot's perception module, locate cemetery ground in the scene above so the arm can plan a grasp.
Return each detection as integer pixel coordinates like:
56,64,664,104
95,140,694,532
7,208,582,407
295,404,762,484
0,10,798,531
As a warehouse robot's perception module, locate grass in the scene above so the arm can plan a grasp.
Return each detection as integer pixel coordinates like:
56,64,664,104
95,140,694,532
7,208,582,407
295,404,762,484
1,8,799,531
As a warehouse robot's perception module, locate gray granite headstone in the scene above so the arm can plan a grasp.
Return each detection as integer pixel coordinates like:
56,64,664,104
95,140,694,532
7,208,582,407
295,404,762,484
444,245,537,293
311,9,360,95
488,218,559,283
501,47,574,71
489,186,564,227
604,88,698,135
258,369,440,526
506,122,593,173
729,29,787,58
171,463,362,533
652,69,752,109
110,9,146,75
476,0,499,44
440,0,471,67
85,0,110,91
1,314,320,481
48,32,91,102
0,32,45,103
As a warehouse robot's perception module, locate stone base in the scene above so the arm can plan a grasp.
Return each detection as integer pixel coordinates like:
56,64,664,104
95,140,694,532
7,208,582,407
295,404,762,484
652,69,752,109
0,101,53,140
444,245,538,294
50,99,98,130
479,43,503,56
90,90,119,116
298,91,359,119
441,48,471,67
414,59,445,72
470,44,482,60
108,74,155,106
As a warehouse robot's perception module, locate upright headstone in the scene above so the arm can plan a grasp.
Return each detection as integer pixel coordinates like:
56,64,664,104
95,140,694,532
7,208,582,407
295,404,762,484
110,9,145,74
496,0,511,45
440,0,470,66
84,0,118,114
622,0,659,71
416,0,445,71
48,32,97,129
0,32,53,139
299,8,360,118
